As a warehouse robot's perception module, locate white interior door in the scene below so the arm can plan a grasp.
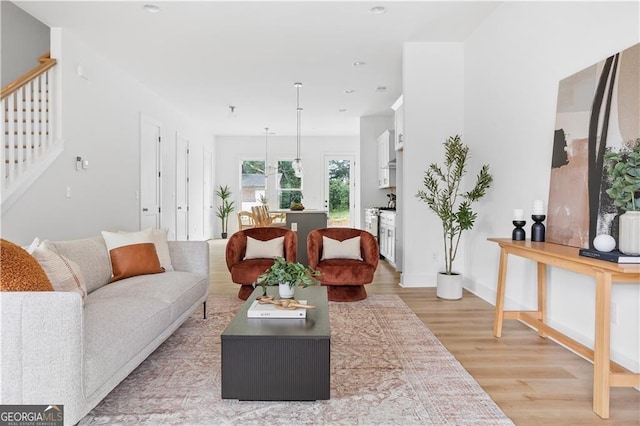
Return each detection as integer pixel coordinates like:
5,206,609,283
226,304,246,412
203,149,214,239
176,133,190,240
324,155,356,227
140,115,162,229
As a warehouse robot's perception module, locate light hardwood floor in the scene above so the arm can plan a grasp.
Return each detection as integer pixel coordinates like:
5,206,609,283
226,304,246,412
208,239,640,425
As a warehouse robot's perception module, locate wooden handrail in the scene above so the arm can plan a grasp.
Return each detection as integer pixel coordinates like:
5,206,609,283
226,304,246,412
0,52,57,100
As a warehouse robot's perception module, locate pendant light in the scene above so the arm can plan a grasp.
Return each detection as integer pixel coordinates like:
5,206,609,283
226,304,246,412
292,82,303,178
264,127,276,176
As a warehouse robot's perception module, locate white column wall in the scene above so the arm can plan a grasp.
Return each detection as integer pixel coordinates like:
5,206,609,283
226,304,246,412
400,42,464,287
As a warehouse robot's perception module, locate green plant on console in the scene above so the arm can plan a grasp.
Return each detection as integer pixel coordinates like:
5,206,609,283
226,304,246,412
255,257,320,292
604,141,640,212
215,184,235,238
416,134,493,275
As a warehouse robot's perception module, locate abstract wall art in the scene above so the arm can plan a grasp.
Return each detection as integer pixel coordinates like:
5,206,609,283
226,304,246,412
547,43,639,248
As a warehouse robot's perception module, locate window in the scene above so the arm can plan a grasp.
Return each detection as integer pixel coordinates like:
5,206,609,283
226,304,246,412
240,160,266,211
277,160,302,209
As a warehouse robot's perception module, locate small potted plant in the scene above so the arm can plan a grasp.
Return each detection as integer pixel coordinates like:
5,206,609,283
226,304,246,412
255,257,320,298
416,135,493,300
215,185,235,239
604,141,640,255
290,192,304,211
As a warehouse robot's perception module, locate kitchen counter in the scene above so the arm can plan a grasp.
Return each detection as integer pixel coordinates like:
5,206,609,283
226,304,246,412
273,210,328,265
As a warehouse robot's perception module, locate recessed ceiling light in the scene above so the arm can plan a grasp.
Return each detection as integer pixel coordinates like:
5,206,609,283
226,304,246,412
376,86,387,93
370,6,388,15
353,61,367,67
143,4,160,13
344,89,355,94
338,109,348,113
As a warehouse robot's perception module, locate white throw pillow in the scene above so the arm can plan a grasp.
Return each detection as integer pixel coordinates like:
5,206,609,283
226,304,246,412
116,228,173,271
244,236,285,260
101,228,164,282
321,236,362,260
32,242,87,304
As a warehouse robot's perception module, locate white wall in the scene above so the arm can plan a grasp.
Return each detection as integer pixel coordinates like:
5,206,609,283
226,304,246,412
400,42,465,287
0,1,50,86
1,28,213,245
464,2,639,371
214,134,358,237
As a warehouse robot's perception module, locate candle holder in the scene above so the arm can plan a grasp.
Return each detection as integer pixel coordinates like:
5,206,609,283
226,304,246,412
512,220,526,241
531,215,546,242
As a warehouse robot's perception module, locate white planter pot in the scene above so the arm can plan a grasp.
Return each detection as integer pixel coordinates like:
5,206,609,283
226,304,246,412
279,283,295,299
436,273,463,300
618,211,640,255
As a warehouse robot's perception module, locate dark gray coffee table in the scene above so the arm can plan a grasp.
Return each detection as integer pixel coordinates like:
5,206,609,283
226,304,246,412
221,286,330,401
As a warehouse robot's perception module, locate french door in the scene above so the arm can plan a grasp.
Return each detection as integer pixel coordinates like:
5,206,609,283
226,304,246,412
323,155,355,227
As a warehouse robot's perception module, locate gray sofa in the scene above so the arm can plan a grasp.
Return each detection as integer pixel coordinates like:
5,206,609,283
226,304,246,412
0,236,209,425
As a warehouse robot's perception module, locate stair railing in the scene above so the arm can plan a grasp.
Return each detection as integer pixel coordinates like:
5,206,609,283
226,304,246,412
1,52,61,213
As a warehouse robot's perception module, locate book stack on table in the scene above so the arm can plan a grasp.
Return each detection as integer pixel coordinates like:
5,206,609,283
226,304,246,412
578,248,640,264
247,300,308,318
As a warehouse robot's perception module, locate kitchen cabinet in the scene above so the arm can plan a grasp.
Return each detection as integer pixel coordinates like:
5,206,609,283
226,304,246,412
379,211,396,266
391,95,404,151
377,130,396,189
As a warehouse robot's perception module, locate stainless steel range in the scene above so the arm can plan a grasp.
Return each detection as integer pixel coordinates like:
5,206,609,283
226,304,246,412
364,208,380,241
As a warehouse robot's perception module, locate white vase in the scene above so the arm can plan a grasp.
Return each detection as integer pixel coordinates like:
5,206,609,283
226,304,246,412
279,283,295,299
436,272,463,300
618,211,640,255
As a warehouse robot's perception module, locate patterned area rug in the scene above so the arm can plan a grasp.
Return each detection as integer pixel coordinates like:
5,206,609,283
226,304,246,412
79,295,513,425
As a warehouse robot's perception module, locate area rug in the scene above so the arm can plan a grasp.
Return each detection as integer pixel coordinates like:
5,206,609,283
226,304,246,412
79,295,513,425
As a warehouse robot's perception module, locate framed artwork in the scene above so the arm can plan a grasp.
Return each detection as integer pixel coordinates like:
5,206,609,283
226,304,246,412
547,43,639,248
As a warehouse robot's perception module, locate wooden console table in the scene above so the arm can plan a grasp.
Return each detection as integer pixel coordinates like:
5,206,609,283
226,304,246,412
488,238,640,419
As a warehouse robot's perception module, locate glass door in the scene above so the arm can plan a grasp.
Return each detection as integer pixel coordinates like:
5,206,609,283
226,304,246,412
324,155,355,227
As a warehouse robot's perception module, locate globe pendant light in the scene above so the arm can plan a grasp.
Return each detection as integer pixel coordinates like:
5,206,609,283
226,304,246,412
292,82,303,178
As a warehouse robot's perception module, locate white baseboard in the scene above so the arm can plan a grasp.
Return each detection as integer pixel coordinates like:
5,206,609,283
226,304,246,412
399,272,436,288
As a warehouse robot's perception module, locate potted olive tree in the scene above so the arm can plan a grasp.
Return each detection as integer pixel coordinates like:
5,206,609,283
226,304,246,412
604,142,640,255
255,257,320,298
416,135,493,300
215,185,235,239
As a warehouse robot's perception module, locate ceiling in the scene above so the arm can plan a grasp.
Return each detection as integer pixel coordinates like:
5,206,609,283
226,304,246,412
15,1,500,136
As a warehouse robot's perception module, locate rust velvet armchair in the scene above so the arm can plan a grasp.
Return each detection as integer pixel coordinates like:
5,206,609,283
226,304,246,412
307,228,379,302
225,227,297,299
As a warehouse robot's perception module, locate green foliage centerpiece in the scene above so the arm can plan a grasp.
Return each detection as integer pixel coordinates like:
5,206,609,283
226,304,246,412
255,257,320,298
416,135,493,299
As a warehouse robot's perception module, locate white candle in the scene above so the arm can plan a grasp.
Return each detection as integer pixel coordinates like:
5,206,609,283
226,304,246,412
513,209,524,221
533,200,544,215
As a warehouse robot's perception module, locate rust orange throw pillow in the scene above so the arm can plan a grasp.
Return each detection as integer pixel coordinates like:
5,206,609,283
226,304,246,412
0,238,53,291
108,242,164,282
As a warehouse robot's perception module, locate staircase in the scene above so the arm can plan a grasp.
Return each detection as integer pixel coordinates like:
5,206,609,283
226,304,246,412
1,52,62,214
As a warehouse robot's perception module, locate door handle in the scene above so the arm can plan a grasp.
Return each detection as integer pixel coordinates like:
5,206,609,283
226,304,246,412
143,208,149,212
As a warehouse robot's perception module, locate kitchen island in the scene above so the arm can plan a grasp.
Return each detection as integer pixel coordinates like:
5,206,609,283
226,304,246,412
273,210,328,265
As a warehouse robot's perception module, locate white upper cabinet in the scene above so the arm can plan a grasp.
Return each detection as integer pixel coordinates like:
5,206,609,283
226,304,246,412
377,130,396,189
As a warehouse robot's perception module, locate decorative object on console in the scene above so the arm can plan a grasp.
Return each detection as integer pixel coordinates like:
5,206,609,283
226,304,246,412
512,220,526,241
255,256,320,299
215,184,235,239
604,143,640,255
292,82,304,178
290,191,304,211
531,200,546,242
592,234,616,252
415,134,493,300
547,43,639,249
578,247,640,264
512,209,526,240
